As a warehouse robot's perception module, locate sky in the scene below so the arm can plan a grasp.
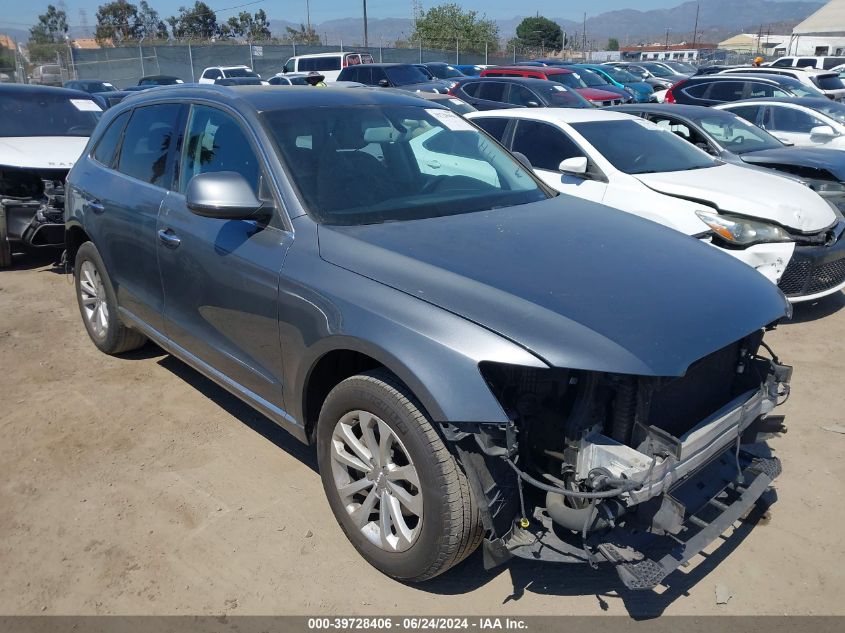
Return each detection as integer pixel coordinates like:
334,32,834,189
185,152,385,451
0,0,710,31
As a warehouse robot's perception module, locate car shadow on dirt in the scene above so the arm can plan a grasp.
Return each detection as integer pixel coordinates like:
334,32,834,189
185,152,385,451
5,249,65,272
785,291,845,324
420,504,771,619
155,353,319,472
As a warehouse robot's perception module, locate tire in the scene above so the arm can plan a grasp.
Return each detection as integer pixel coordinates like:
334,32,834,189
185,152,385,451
74,241,147,355
316,369,483,582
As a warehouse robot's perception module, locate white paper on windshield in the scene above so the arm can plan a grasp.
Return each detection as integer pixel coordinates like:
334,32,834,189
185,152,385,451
70,99,102,112
426,108,474,131
448,98,465,106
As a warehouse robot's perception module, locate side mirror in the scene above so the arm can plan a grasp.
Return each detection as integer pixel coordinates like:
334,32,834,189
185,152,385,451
378,78,390,87
810,125,837,138
185,172,268,220
511,151,533,171
525,101,541,108
559,156,589,175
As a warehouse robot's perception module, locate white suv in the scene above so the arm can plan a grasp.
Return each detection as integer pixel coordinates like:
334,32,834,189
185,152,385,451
769,55,845,70
198,65,261,84
281,52,374,82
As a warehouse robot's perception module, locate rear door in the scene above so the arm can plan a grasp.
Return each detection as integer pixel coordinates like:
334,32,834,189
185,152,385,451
509,119,607,201
762,104,827,146
84,103,183,333
156,103,292,406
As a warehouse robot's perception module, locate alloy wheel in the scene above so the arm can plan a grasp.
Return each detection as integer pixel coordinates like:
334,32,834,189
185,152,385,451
78,260,109,338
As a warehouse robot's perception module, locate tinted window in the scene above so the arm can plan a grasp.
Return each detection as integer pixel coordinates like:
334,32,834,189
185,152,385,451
301,57,341,72
823,57,845,70
478,82,506,102
117,104,181,186
797,58,817,68
803,99,845,124
460,82,481,97
770,107,825,133
512,120,584,171
507,85,539,106
283,58,295,73
179,105,261,194
384,65,430,86
725,105,762,124
682,83,709,98
572,120,717,175
473,117,508,141
817,74,845,90
704,81,746,101
0,93,101,137
92,111,129,167
548,73,583,89
771,58,793,67
224,68,259,78
747,82,788,98
262,105,547,225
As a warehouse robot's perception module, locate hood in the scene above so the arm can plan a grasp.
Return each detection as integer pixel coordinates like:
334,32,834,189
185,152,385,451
575,88,623,101
635,163,837,233
626,81,654,94
741,146,845,182
402,81,451,94
0,136,89,170
318,197,788,377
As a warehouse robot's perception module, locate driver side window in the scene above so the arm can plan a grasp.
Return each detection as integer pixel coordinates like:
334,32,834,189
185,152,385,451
511,120,584,171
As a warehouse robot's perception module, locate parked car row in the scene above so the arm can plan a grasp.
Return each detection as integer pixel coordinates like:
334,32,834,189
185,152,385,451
4,68,843,594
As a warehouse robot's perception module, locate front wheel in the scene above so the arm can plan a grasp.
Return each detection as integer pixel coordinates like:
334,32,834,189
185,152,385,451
316,369,482,581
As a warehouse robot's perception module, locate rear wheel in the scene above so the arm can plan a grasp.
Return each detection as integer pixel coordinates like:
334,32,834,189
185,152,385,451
316,369,482,581
74,241,146,355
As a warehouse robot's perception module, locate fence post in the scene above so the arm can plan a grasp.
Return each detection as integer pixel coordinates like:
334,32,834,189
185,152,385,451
485,41,488,65
513,44,516,63
379,46,383,62
249,42,254,69
293,41,297,57
139,44,145,77
187,42,195,82
456,38,459,64
154,47,161,75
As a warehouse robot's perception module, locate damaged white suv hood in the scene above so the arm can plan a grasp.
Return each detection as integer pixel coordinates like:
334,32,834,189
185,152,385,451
0,136,89,170
636,163,837,233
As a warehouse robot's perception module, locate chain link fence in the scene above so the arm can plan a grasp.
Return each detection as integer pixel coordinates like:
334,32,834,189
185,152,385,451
64,40,529,88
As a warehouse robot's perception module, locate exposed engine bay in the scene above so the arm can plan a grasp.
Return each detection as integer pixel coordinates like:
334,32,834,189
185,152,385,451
0,166,68,254
448,329,792,590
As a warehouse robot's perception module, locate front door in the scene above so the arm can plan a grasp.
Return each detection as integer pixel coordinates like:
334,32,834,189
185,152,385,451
156,104,292,407
509,119,607,202
762,105,827,146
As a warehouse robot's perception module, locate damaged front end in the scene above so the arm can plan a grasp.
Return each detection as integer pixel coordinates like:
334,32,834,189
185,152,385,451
1,166,68,253
449,329,791,591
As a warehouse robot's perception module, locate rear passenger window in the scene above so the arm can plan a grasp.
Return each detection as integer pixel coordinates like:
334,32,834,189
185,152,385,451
682,83,709,98
179,105,261,195
771,58,793,67
92,111,129,168
117,104,182,186
512,120,584,171
478,82,506,102
797,58,817,68
473,118,508,142
703,81,745,102
460,82,480,97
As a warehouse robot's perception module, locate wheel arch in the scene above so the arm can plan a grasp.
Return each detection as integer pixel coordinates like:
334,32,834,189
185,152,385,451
65,221,91,265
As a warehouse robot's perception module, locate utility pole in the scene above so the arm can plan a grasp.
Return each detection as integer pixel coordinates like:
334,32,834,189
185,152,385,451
692,3,700,49
665,28,670,50
306,0,311,33
582,12,587,60
363,0,369,48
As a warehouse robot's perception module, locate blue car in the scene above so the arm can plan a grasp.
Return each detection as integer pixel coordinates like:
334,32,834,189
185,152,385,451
454,64,486,76
574,64,655,103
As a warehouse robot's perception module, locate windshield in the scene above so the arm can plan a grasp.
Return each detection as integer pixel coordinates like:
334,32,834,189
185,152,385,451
697,115,783,154
807,99,845,124
385,65,431,86
640,63,674,77
225,68,259,78
81,81,116,93
572,119,718,174
436,97,476,115
548,72,586,89
601,66,638,83
0,93,101,137
665,61,695,73
776,77,825,97
262,105,548,225
817,74,845,90
573,68,609,87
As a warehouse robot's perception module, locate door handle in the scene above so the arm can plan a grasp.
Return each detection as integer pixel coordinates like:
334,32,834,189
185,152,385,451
86,200,105,214
157,228,181,248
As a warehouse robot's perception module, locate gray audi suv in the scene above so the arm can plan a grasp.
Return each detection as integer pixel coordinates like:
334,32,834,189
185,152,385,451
65,85,792,590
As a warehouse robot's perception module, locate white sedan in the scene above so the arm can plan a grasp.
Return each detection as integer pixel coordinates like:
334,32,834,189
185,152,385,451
466,108,845,302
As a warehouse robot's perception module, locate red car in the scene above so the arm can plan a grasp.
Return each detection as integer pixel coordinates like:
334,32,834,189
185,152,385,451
480,66,624,106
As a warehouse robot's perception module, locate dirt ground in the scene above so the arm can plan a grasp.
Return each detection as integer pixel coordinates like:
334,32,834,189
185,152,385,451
1,250,844,619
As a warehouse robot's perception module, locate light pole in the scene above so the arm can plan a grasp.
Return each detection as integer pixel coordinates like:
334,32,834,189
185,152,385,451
306,0,311,32
363,0,369,48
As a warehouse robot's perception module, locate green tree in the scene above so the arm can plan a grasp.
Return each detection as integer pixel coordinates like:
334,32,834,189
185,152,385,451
135,0,169,40
411,3,499,53
29,4,69,45
607,37,620,51
167,2,218,40
284,23,320,45
222,10,271,40
95,1,139,45
515,15,563,52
